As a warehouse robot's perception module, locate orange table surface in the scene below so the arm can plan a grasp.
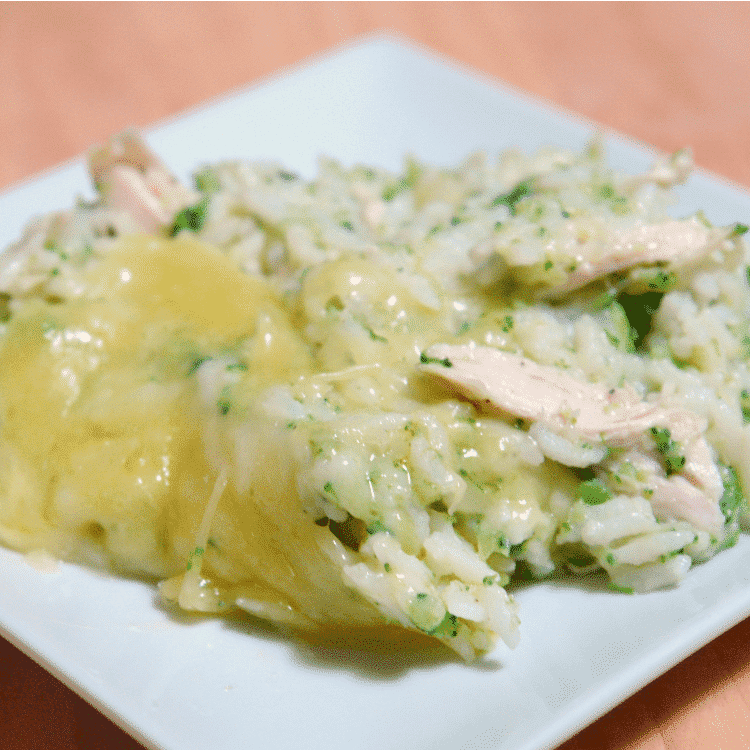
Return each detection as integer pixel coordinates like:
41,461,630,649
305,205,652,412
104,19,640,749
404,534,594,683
2,3,750,750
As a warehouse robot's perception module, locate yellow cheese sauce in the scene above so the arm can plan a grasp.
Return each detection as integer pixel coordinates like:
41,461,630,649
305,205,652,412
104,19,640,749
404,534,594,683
0,236,304,576
0,230,553,633
0,235,448,627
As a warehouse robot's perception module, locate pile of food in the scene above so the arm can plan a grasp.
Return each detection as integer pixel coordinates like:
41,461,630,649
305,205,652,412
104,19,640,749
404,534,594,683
0,133,748,659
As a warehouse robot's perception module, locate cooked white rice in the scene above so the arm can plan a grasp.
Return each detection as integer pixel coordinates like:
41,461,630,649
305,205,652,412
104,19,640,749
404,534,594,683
0,133,748,660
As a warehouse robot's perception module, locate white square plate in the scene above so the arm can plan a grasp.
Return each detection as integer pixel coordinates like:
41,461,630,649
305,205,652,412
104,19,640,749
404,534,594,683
1,35,750,750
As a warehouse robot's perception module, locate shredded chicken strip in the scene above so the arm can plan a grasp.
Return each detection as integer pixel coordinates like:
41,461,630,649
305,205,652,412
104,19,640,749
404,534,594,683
419,344,725,534
88,132,199,233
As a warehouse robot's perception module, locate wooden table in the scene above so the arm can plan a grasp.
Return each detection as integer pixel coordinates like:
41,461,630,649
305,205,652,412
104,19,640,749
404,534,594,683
1,3,750,749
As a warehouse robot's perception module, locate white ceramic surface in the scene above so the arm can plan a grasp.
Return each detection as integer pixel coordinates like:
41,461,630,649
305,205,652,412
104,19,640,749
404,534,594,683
1,36,750,750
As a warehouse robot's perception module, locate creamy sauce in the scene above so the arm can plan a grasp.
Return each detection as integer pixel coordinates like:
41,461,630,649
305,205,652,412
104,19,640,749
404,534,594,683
0,235,450,626
0,236,301,576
